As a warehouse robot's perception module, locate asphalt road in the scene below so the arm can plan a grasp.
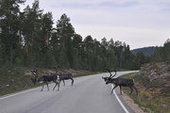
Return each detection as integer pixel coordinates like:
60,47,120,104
0,71,136,113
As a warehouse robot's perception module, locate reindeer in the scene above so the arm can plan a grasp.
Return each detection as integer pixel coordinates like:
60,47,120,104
31,69,61,91
103,69,138,95
58,73,74,86
55,67,74,86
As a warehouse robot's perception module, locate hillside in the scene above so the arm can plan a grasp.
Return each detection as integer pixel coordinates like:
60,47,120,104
139,62,170,96
131,46,158,56
138,62,170,112
123,62,170,113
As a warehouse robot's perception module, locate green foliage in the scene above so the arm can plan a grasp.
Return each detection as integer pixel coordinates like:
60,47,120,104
0,0,141,71
0,0,25,66
151,39,170,62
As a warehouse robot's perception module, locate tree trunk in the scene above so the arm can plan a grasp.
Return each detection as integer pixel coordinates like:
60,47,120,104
10,34,13,67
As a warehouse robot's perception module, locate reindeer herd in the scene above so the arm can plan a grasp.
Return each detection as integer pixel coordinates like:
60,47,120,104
31,69,74,91
30,68,138,96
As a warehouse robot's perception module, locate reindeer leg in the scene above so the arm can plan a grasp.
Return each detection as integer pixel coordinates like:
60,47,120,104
119,86,122,95
53,80,60,91
132,85,138,95
129,86,133,95
71,78,74,86
111,85,118,94
46,82,49,91
58,82,60,91
63,80,65,86
53,82,57,91
41,84,44,91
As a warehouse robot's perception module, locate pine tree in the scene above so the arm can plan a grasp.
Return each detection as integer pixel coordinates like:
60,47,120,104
0,0,25,66
21,0,43,66
55,14,75,68
72,34,83,69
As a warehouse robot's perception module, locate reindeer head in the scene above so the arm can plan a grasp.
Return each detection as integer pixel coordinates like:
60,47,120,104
102,76,109,82
105,77,113,84
31,69,37,75
105,69,117,84
31,69,38,85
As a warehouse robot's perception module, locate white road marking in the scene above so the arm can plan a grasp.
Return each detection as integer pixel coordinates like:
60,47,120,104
111,84,129,113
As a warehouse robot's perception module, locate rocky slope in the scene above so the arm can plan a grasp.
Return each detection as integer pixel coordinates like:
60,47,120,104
139,62,170,96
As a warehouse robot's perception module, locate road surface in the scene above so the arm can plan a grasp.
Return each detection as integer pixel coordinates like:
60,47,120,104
0,71,136,113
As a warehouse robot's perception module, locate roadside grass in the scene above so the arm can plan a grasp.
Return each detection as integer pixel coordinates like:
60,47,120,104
122,73,170,113
0,67,96,97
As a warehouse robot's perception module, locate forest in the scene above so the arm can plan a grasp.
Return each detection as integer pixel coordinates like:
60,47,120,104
0,0,169,71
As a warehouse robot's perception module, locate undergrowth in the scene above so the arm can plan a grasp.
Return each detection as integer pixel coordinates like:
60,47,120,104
122,73,170,113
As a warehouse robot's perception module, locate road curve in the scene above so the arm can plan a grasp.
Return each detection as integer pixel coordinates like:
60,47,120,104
0,71,136,113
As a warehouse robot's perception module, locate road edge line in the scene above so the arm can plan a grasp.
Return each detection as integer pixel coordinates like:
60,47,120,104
112,84,129,113
0,88,38,100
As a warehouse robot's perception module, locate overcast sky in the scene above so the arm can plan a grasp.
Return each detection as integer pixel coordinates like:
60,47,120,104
21,0,170,49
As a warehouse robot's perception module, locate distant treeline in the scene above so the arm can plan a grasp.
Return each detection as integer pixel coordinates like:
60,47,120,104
131,42,170,63
0,0,169,71
131,47,158,56
151,39,170,62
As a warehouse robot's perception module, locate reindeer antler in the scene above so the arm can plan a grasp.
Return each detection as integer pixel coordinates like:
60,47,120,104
106,69,117,78
111,70,117,78
106,69,113,78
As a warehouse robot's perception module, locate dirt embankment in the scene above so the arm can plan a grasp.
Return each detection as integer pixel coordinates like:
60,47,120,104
122,62,170,113
139,62,170,96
